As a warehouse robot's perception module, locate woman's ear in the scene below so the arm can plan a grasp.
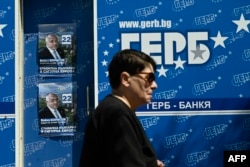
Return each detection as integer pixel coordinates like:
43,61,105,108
120,71,130,87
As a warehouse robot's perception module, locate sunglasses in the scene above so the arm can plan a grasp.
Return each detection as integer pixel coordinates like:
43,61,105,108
134,72,156,84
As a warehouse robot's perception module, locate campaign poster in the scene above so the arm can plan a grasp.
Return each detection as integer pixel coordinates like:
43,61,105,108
38,82,77,137
38,23,76,77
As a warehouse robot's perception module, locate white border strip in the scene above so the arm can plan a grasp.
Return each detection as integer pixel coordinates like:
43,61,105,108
93,0,99,108
136,110,250,116
15,0,24,166
0,114,15,119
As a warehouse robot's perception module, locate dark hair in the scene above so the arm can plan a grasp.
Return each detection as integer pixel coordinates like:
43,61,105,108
108,49,156,89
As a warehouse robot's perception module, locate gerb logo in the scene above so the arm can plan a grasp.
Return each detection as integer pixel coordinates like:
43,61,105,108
224,151,250,167
121,32,210,65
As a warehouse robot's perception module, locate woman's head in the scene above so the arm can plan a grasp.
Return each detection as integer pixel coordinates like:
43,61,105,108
108,49,157,89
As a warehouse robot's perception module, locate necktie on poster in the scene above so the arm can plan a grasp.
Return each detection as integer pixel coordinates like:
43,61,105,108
54,109,64,126
53,49,64,66
54,109,62,118
53,50,61,59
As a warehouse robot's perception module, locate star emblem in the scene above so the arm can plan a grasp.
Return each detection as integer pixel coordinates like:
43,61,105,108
210,31,228,48
103,50,109,56
173,56,186,69
101,59,108,66
105,71,109,77
0,24,7,37
108,43,114,48
232,14,250,33
191,45,206,60
157,65,168,77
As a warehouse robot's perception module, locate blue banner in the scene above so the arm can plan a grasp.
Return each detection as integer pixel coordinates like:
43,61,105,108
138,98,250,112
96,0,250,106
0,0,15,166
95,0,250,167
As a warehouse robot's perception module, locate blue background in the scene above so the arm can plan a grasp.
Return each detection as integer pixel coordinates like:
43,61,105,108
0,0,15,166
0,0,250,167
95,0,250,167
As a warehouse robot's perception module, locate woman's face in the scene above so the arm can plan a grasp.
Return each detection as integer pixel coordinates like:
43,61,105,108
129,64,158,106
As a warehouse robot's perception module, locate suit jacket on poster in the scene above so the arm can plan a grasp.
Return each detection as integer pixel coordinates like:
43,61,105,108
39,106,66,119
38,47,65,60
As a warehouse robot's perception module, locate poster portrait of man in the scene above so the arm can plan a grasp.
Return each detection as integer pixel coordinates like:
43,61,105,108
38,23,76,76
38,82,77,137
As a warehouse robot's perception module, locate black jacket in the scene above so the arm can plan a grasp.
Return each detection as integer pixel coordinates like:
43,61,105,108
80,94,158,167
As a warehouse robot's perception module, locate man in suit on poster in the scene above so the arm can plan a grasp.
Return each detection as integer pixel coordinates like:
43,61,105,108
38,34,66,66
39,93,66,119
